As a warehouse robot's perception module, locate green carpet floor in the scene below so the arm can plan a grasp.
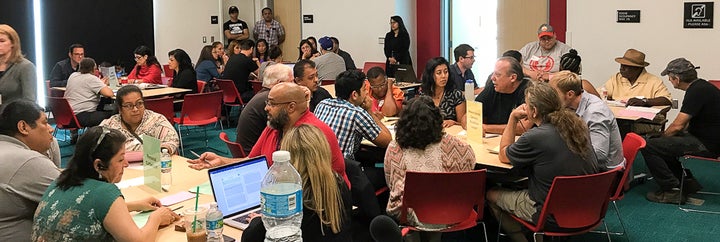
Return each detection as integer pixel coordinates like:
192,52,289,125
55,125,720,241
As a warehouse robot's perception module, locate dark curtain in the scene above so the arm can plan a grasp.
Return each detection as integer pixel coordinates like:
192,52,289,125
0,0,36,64
41,0,155,77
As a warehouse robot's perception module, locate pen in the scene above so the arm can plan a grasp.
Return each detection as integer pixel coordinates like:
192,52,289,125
171,205,184,212
189,150,212,165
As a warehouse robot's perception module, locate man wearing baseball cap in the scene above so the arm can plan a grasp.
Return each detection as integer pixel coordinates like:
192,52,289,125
313,36,346,81
604,48,672,107
643,58,720,204
223,6,249,46
518,23,573,82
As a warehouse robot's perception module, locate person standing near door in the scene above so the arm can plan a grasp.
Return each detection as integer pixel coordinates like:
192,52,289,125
383,16,412,78
253,7,285,46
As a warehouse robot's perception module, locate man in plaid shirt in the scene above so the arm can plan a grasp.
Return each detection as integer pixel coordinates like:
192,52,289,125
253,7,285,46
315,70,392,160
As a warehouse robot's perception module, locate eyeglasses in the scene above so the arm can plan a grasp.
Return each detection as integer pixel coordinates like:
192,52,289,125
265,100,295,107
121,101,145,110
91,127,111,155
463,55,476,60
370,79,388,89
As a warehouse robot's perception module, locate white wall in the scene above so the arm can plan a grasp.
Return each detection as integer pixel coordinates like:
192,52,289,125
567,1,720,120
154,0,223,65
300,0,417,71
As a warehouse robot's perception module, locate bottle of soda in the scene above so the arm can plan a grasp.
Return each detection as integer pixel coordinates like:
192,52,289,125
160,148,172,192
261,151,303,242
206,202,224,242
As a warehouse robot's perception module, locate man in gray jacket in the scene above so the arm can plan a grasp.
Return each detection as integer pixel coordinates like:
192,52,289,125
0,100,60,241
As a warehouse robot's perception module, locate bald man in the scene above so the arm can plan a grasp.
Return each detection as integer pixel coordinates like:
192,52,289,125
235,64,293,154
189,82,349,185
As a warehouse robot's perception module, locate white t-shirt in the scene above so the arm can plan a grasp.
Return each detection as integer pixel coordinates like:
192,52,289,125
64,72,106,114
519,41,572,73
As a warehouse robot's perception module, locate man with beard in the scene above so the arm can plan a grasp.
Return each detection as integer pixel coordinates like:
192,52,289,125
187,82,349,185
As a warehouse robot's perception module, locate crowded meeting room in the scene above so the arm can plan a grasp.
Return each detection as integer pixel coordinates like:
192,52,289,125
3,0,720,241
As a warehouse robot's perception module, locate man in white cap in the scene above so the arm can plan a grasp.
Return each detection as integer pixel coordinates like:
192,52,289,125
604,48,672,107
519,23,573,82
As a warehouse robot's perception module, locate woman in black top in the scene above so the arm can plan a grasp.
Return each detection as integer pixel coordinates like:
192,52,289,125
242,124,352,242
383,15,412,77
168,49,198,94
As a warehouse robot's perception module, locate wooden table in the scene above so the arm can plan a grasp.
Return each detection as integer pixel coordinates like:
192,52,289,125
120,156,243,241
361,119,512,170
52,86,192,99
323,82,422,98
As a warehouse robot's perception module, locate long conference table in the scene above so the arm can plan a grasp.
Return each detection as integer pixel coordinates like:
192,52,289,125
120,157,244,241
51,86,192,99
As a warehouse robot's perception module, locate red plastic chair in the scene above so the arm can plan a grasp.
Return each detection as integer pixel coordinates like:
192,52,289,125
250,80,263,94
47,97,83,142
163,64,174,78
173,91,224,156
708,80,720,89
400,170,488,241
197,80,206,93
320,79,335,86
144,96,175,125
679,155,720,214
363,61,386,74
591,132,645,237
505,167,621,242
215,79,246,125
218,132,247,158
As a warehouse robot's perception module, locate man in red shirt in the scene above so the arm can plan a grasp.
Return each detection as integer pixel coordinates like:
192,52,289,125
188,82,348,185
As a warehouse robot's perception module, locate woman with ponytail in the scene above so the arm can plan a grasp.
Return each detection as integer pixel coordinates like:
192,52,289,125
559,49,601,98
486,82,600,242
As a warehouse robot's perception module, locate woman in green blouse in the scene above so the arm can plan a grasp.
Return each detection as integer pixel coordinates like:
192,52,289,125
32,127,180,241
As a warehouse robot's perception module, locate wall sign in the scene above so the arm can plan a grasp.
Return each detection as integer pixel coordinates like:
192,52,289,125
684,2,714,28
617,10,641,23
303,15,314,23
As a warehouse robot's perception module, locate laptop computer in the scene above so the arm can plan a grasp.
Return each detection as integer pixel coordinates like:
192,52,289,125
208,155,269,230
393,64,418,83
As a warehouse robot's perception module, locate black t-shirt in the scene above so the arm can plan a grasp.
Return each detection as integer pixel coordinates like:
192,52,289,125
475,78,530,124
310,87,332,112
681,79,720,153
449,63,477,92
223,19,248,45
507,123,599,222
236,89,269,155
222,54,258,94
171,68,198,94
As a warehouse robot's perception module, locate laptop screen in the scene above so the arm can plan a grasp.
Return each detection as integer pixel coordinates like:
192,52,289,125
208,156,269,217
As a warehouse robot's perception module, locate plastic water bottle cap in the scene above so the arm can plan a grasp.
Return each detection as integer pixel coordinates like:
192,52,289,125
161,148,169,154
273,150,291,162
466,79,473,83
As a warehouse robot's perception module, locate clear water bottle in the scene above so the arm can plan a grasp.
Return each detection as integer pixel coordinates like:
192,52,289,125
465,79,475,102
261,151,303,242
206,202,224,242
160,148,172,192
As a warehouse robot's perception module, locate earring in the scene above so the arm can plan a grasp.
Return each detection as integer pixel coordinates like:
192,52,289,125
97,170,102,180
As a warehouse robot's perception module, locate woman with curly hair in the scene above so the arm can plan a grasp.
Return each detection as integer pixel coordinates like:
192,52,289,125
384,95,475,241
